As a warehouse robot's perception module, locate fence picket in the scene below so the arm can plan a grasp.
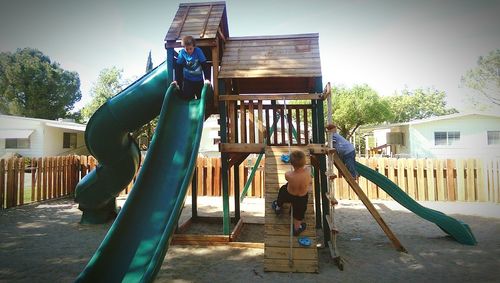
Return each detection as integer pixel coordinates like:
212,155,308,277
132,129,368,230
0,159,5,209
426,159,436,201
19,158,25,205
456,159,466,201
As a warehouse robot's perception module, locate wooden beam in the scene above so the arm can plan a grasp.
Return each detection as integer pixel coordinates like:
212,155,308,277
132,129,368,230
219,94,322,101
220,143,265,153
228,153,249,168
331,151,407,253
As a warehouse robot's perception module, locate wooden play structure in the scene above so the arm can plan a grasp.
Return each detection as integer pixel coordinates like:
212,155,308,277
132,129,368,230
164,1,408,273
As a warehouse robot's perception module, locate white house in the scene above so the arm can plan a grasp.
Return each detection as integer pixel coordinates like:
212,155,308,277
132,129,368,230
361,112,500,159
199,115,221,157
0,115,88,158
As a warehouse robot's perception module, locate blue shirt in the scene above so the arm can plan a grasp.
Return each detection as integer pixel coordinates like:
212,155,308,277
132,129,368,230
332,133,355,156
176,47,207,82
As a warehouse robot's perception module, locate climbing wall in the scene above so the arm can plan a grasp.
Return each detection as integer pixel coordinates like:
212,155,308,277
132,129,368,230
263,146,318,273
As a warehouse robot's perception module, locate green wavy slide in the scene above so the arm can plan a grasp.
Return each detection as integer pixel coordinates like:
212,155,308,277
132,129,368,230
75,77,211,281
355,162,477,245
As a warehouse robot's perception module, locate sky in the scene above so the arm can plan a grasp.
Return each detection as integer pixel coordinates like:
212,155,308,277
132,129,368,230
1,0,499,111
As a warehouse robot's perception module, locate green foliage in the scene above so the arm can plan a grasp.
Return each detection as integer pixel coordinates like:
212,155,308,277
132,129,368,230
461,49,500,107
328,84,392,138
386,88,457,123
0,48,81,119
81,67,127,120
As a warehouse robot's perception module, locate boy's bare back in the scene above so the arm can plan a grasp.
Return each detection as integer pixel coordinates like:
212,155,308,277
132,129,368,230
285,167,311,197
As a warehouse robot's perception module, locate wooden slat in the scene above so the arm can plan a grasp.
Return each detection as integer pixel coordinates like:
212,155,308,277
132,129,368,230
280,106,285,144
476,159,487,202
19,158,24,205
397,158,407,194
199,4,213,38
265,108,271,144
265,247,318,260
13,158,18,206
240,101,247,143
377,158,387,200
417,159,426,201
258,100,264,143
426,159,436,201
36,157,42,201
219,94,322,102
264,259,318,273
220,143,265,153
435,159,446,201
466,159,476,201
0,159,4,209
248,100,255,143
456,159,466,201
6,158,14,208
295,108,301,145
446,159,456,201
42,157,48,200
407,159,416,199
303,109,309,143
228,101,235,143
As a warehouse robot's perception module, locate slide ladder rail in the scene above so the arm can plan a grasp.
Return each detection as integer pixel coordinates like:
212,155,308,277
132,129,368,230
355,161,477,245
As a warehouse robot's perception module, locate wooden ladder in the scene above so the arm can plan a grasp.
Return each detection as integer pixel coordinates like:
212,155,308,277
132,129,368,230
263,146,318,273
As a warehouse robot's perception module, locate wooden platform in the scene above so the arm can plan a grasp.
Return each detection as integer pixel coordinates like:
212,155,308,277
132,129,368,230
263,146,318,273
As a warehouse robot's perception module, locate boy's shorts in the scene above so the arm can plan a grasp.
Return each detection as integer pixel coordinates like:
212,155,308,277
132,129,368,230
276,183,308,221
341,150,359,178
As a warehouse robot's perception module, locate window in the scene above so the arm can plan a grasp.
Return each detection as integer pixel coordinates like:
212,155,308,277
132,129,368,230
63,133,77,149
434,131,460,146
5,138,30,149
488,131,500,145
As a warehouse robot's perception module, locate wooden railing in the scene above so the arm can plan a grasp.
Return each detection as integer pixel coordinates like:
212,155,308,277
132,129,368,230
2,155,499,209
222,97,315,146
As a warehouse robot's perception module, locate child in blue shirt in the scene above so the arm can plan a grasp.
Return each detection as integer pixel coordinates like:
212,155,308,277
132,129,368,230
174,35,211,100
326,124,359,180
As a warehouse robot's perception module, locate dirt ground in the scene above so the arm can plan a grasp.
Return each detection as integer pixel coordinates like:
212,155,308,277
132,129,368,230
0,196,499,283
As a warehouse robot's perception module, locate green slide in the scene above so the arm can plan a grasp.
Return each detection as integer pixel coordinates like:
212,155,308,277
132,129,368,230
75,82,211,282
75,61,172,224
355,162,477,245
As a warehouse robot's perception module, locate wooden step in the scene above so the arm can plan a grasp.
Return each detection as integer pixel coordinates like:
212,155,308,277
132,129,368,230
264,146,318,273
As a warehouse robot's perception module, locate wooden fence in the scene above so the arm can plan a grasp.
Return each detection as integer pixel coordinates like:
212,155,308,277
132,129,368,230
2,155,499,209
333,157,500,203
0,156,81,209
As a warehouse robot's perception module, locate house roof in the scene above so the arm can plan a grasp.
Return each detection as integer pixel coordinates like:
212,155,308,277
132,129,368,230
165,1,229,42
218,33,321,78
0,129,34,139
361,112,500,131
0,115,86,132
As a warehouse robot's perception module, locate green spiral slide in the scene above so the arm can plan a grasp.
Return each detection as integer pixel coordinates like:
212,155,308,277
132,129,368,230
75,62,211,281
355,161,477,245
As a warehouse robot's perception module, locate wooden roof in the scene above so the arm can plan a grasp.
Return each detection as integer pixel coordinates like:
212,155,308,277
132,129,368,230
165,1,229,42
218,33,321,79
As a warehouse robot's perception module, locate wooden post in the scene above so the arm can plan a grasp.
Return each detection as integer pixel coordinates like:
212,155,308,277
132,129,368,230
36,157,42,201
31,158,36,202
13,157,19,206
407,159,416,199
257,100,264,143
476,159,487,202
446,159,456,201
333,152,406,252
417,159,426,201
426,159,436,201
466,159,475,201
19,158,25,205
6,158,14,208
0,159,5,209
435,159,446,201
240,101,247,143
456,159,466,201
219,98,231,235
42,157,48,200
249,100,255,143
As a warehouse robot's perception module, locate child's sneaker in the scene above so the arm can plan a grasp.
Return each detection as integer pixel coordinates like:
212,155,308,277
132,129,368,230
293,222,307,236
271,200,282,215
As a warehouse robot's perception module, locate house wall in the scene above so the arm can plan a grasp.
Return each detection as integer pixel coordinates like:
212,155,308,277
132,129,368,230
199,115,221,157
43,126,86,156
0,116,45,158
410,115,500,159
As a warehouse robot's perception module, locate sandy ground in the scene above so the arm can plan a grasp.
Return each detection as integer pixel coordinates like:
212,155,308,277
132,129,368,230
1,196,499,283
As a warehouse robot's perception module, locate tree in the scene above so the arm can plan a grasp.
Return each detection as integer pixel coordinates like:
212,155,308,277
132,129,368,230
386,88,457,123
328,84,393,139
81,67,127,120
0,48,81,119
461,49,500,106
